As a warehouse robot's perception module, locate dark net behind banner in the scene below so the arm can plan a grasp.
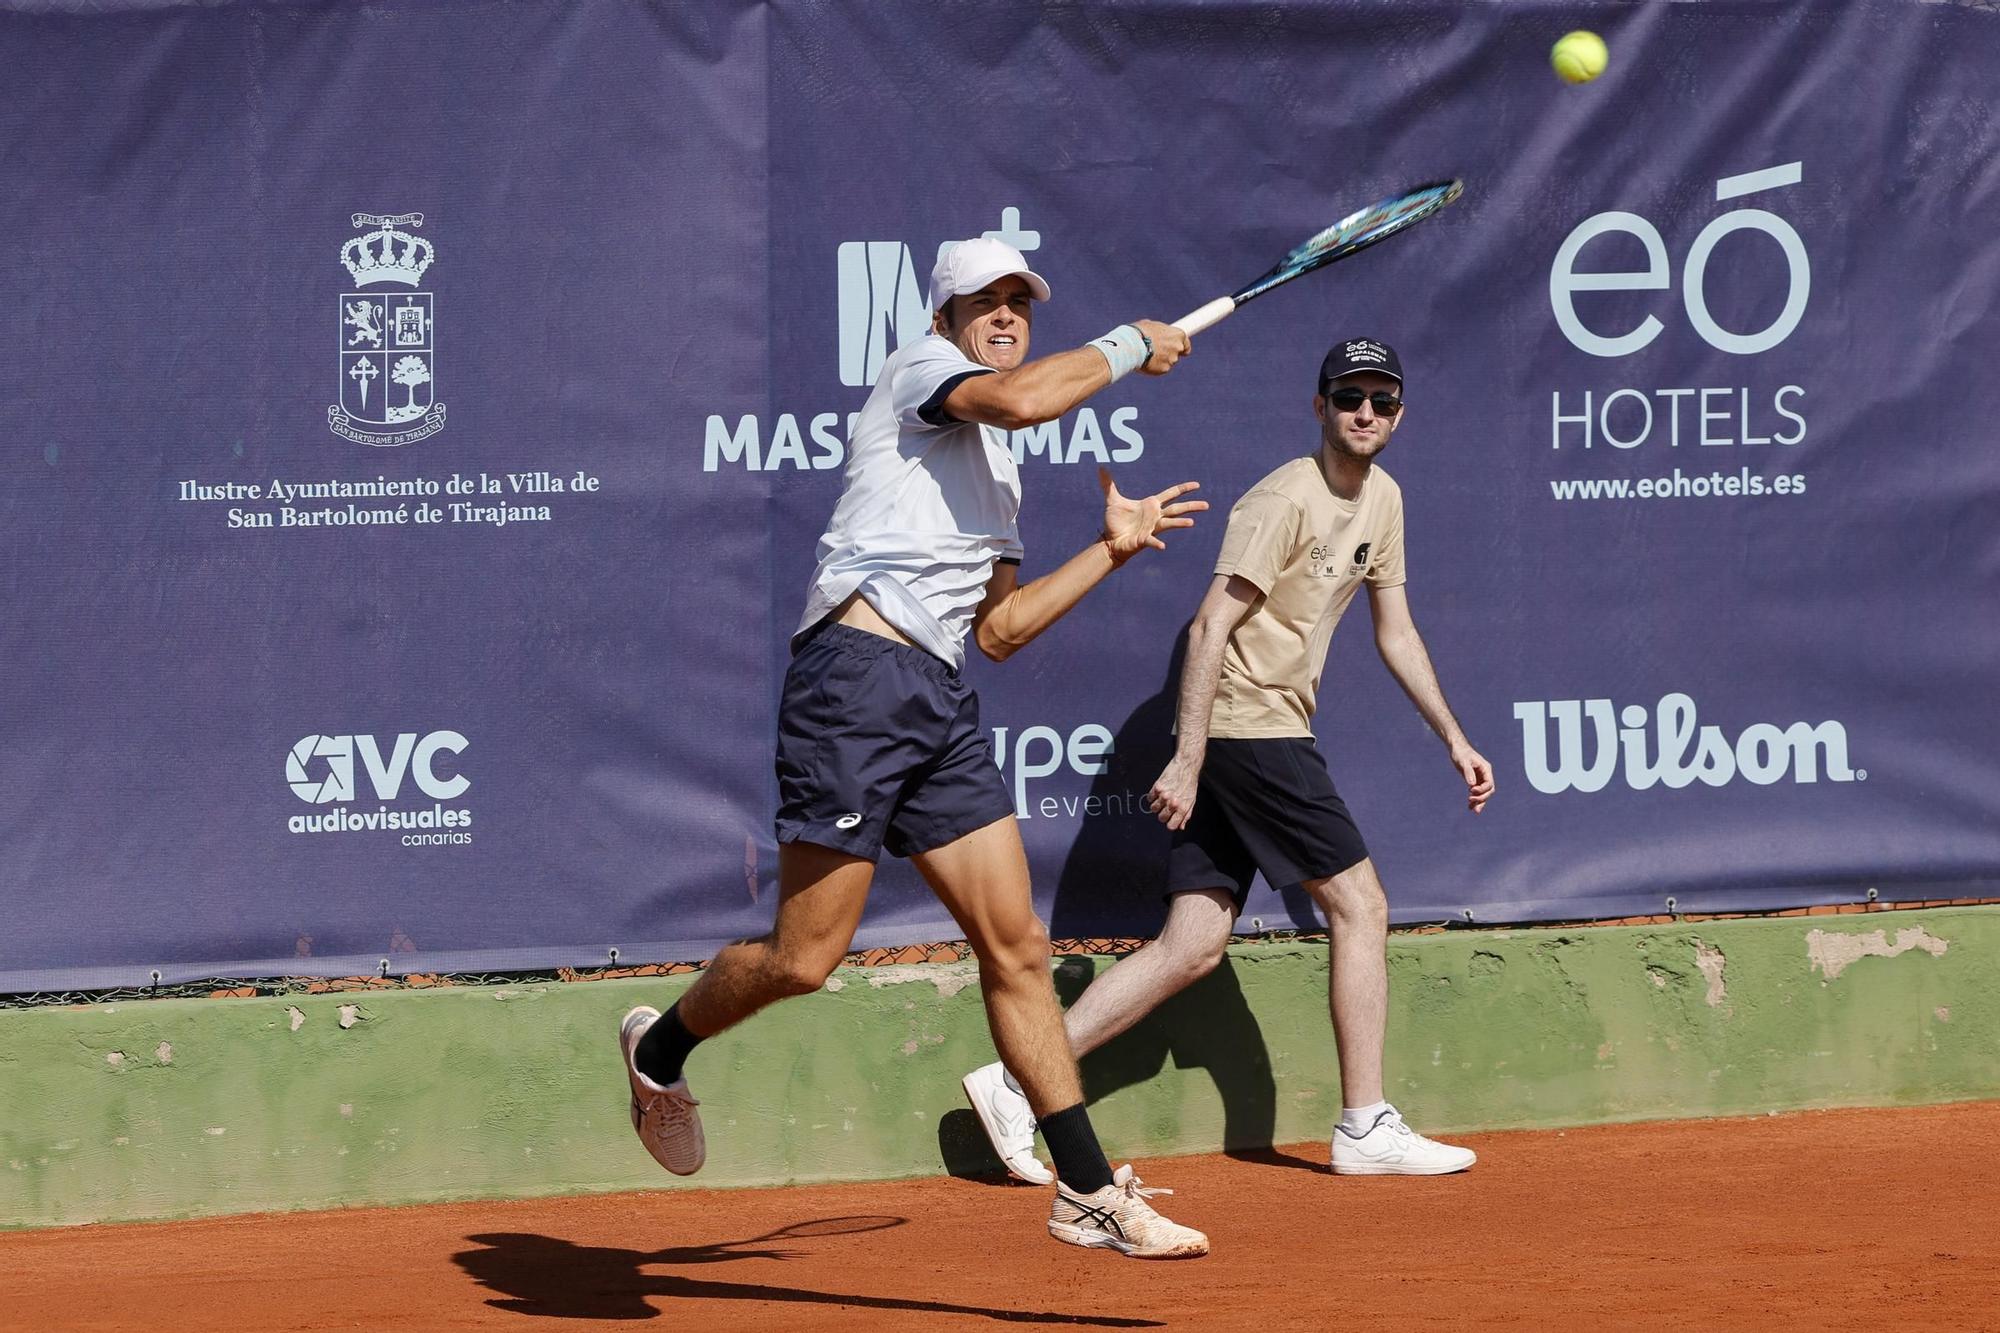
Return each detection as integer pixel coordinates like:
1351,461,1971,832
3,1,1996,992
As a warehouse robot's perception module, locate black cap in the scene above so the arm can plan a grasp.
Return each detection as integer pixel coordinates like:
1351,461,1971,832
1318,337,1402,391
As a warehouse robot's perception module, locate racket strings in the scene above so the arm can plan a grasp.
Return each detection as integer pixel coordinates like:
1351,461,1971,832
1290,182,1461,268
1190,178,1464,327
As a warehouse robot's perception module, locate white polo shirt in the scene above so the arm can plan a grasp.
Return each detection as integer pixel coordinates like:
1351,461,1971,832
795,334,1024,669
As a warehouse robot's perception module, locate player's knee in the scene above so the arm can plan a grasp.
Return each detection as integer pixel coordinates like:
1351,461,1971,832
1165,946,1220,987
1159,895,1233,981
771,947,842,997
1326,875,1388,930
976,916,1052,981
1169,923,1229,983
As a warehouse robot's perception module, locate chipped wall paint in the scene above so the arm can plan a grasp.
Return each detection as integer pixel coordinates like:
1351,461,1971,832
1693,940,1728,1007
1806,926,1950,981
858,961,981,999
2,906,1995,1230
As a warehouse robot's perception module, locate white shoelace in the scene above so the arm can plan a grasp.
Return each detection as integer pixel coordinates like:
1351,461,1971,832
1117,1171,1173,1202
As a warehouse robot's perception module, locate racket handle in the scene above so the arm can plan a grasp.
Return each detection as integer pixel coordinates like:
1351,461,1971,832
1174,297,1237,337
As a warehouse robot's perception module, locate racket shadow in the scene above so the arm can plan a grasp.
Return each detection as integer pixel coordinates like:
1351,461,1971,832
453,1220,1161,1325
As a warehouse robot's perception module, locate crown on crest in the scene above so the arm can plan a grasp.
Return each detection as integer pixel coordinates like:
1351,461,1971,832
341,212,433,287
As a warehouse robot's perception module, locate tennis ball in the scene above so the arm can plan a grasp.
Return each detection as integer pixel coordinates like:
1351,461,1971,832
1551,30,1608,85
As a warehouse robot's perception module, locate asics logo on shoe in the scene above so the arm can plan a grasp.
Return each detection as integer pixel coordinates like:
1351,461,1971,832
835,812,863,829
1070,1202,1127,1240
1048,1167,1208,1258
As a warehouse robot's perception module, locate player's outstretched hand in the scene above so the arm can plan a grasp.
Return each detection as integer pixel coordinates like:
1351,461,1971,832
1146,756,1201,830
1453,742,1495,813
1100,468,1207,559
1133,320,1191,374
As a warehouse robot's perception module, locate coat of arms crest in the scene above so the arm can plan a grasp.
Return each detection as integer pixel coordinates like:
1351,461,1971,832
329,213,445,445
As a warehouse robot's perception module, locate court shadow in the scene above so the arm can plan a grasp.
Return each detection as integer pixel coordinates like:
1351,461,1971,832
1043,626,1318,939
1056,957,1320,1174
1044,631,1184,945
454,1222,1161,1326
938,1108,1028,1183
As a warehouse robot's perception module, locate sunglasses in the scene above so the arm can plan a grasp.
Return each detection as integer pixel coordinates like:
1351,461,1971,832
1322,386,1404,417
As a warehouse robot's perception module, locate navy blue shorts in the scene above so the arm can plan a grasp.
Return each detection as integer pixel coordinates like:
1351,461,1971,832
775,622,1016,860
1165,737,1370,908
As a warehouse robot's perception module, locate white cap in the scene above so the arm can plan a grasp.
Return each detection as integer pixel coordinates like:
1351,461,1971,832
928,237,1051,312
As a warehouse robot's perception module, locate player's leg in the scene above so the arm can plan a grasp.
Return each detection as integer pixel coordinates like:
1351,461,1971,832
963,748,1253,1184
619,843,874,1177
678,842,876,1034
648,619,919,1062
1060,888,1237,1057
1058,782,1257,1058
913,815,1208,1259
911,817,1080,1124
896,680,1083,1185
1191,737,1469,1174
1302,857,1389,1108
622,621,909,1177
1305,857,1475,1176
961,889,1235,1184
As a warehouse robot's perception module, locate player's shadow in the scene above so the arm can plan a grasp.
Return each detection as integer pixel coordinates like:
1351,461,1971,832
940,629,1320,1179
453,1221,1161,1325
1043,627,1320,941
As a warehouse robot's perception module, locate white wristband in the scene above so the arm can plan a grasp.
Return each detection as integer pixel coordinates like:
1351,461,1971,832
1089,324,1152,382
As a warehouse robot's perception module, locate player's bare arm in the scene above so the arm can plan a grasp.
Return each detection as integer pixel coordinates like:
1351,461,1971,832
1145,574,1261,829
972,470,1206,663
1367,582,1494,813
943,313,1191,430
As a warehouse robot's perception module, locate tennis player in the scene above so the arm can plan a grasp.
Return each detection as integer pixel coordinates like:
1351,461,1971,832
620,238,1212,1258
964,337,1492,1181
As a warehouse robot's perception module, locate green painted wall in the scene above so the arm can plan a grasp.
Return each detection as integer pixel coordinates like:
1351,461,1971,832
3,907,1995,1229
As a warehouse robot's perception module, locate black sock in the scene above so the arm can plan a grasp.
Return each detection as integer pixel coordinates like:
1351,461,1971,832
1038,1103,1114,1194
633,1003,702,1086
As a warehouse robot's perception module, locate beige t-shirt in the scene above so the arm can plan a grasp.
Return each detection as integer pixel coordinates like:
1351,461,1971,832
1208,456,1406,738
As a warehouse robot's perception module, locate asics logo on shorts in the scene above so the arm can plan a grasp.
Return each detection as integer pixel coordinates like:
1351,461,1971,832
835,812,863,830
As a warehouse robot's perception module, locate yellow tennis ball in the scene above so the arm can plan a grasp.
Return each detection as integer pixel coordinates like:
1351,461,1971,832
1551,30,1608,85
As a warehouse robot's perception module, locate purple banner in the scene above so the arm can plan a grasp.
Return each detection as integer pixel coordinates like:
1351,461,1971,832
3,0,1996,992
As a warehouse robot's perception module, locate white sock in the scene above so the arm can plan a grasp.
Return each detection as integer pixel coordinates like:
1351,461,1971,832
1339,1101,1392,1137
1002,1068,1024,1096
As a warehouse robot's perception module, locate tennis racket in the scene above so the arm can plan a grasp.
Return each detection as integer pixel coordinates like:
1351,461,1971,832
1174,180,1464,336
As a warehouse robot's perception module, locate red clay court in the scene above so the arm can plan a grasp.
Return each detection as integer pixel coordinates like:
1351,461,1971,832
5,1102,1994,1331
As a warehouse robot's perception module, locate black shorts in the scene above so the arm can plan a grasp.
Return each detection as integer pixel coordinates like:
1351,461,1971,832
774,622,1015,860
1165,736,1370,908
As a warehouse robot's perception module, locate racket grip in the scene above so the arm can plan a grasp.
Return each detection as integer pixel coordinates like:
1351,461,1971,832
1173,297,1237,337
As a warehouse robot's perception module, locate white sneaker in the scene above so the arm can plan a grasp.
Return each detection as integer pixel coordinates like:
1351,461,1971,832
619,1006,706,1176
1330,1105,1475,1176
961,1062,1054,1185
1049,1165,1209,1259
